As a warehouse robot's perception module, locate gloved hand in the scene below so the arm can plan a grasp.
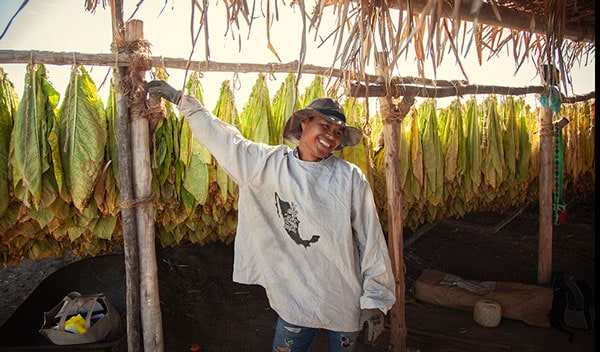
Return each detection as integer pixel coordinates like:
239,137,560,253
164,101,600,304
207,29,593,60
359,308,384,344
145,80,182,104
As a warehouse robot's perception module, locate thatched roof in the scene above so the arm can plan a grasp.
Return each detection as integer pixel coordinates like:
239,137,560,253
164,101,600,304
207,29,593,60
83,0,594,92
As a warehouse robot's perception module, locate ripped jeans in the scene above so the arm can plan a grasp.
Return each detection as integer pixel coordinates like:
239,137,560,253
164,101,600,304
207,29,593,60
272,317,360,352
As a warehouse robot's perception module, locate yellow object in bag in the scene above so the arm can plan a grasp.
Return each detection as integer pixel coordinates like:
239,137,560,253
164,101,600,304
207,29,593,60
64,314,87,334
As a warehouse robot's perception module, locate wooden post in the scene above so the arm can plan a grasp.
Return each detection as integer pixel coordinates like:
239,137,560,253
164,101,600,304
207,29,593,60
376,52,408,352
111,1,141,350
537,95,554,285
126,20,164,351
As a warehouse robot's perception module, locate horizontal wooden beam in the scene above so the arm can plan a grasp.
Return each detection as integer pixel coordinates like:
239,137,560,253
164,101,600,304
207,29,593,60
347,82,595,103
0,49,467,86
393,0,594,43
0,49,593,102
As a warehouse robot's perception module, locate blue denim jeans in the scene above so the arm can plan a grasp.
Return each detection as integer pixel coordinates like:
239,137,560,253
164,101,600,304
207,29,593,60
272,317,360,352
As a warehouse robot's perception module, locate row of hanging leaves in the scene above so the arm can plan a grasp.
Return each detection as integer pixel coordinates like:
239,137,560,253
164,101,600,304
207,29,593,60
371,94,594,231
0,65,595,265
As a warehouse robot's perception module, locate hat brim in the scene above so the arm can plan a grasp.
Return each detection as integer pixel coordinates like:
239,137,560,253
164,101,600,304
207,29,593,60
283,108,363,149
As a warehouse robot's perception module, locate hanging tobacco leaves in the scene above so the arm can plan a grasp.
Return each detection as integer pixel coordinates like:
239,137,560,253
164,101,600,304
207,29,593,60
270,73,298,146
212,80,239,202
181,71,211,215
88,79,121,226
0,64,596,264
238,73,272,144
58,65,107,213
419,99,444,212
10,63,61,211
0,68,18,216
338,97,370,181
464,97,483,204
481,96,505,194
299,75,324,107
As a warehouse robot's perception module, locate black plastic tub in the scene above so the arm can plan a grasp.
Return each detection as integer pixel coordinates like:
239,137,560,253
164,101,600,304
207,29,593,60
0,253,126,351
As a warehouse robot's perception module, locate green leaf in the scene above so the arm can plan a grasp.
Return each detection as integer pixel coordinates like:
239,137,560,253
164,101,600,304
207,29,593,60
271,73,297,145
105,81,120,187
10,63,59,209
183,153,209,205
212,80,239,201
186,71,205,105
58,65,107,213
94,215,117,240
299,75,324,107
238,73,272,144
0,68,18,216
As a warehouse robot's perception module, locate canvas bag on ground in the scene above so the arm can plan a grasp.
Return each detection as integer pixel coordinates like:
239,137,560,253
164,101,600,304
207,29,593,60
413,268,553,327
39,291,123,345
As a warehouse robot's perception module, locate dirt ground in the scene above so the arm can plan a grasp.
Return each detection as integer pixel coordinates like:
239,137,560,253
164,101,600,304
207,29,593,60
0,194,595,352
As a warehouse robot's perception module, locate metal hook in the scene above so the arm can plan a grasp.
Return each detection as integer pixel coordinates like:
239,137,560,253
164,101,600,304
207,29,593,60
268,63,277,81
196,61,204,78
232,65,241,90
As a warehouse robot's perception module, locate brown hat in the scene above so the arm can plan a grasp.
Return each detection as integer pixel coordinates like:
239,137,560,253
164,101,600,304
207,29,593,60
283,98,363,150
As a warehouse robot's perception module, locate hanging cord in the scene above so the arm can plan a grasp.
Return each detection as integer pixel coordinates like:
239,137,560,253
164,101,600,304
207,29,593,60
552,118,569,224
181,0,206,104
120,193,158,209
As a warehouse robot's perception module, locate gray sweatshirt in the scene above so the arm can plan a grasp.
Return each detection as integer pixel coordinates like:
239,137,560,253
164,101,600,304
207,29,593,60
179,96,395,332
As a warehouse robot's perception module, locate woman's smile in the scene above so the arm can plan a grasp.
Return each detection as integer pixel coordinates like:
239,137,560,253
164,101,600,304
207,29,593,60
298,116,344,161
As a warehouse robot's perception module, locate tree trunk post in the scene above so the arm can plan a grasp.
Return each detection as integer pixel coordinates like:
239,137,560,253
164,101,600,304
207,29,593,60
125,19,164,351
537,94,554,286
375,52,411,352
111,1,141,350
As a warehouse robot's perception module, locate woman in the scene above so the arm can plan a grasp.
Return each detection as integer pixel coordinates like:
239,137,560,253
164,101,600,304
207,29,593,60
145,80,396,351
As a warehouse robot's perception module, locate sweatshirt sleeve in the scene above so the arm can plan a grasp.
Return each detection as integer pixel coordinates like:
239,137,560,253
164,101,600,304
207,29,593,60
352,174,396,314
177,95,269,186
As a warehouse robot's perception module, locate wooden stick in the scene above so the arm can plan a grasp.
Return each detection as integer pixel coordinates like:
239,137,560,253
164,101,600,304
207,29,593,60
127,20,164,352
377,52,409,352
493,206,526,233
0,49,461,86
404,221,440,248
408,328,512,350
537,104,554,286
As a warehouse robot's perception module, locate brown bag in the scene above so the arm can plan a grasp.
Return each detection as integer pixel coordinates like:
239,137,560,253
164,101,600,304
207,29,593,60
39,291,123,345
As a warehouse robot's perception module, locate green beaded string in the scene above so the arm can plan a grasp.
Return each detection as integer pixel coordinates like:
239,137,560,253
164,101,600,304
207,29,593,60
553,123,566,224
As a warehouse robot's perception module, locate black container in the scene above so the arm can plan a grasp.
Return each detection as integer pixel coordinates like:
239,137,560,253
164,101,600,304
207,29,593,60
0,254,126,351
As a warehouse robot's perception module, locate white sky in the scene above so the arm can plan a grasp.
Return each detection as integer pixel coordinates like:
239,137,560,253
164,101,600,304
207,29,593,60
0,0,595,110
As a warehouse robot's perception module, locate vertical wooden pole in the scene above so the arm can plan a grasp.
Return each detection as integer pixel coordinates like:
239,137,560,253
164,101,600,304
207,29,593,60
111,1,141,350
537,100,554,285
126,20,164,351
376,53,407,352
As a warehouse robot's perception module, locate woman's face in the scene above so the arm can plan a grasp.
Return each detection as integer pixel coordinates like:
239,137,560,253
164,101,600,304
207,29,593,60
297,116,345,161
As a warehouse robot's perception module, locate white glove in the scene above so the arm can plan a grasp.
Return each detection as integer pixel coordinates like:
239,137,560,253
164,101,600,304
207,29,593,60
359,308,384,343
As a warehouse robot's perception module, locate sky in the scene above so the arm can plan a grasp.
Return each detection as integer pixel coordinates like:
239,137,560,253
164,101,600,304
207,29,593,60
0,0,595,111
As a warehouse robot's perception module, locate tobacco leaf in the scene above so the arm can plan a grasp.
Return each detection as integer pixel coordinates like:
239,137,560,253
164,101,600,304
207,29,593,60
10,64,60,210
0,68,18,216
58,65,106,213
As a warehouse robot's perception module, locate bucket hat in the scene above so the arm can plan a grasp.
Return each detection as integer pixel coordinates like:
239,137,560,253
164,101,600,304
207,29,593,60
283,98,363,149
